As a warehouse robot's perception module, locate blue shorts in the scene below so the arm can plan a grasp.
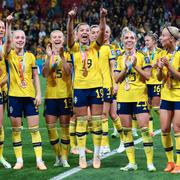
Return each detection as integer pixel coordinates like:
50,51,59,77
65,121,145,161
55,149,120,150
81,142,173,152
44,98,72,116
160,100,180,110
73,87,103,107
103,88,113,102
0,93,3,105
117,102,149,115
8,96,39,118
2,91,8,104
147,84,161,98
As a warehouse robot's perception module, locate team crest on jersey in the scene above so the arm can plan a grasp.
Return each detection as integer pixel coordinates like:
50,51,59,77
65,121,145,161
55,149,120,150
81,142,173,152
116,50,121,56
145,57,150,64
111,50,115,56
74,96,78,104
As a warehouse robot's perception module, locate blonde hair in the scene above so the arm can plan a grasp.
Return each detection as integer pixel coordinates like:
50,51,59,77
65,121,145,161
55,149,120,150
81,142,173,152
165,26,180,41
13,30,26,38
121,29,136,40
50,30,64,39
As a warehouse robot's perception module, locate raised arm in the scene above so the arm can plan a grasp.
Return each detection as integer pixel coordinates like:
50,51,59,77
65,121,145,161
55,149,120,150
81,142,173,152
156,59,165,81
67,9,76,48
4,13,13,56
60,47,71,76
96,8,107,46
42,44,52,77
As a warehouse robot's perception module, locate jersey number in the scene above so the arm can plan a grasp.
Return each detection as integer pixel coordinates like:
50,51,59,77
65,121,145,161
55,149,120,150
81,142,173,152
96,89,103,98
87,59,92,68
153,85,161,93
56,69,62,78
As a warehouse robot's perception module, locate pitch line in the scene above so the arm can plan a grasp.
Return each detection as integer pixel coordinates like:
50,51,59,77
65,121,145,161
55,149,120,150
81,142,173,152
50,129,161,180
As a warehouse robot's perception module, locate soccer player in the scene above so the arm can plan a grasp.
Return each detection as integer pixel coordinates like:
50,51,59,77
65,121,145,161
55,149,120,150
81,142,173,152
114,29,156,172
99,25,124,155
157,26,180,174
42,30,72,167
67,7,107,169
90,25,99,42
145,32,162,136
4,14,47,170
0,18,11,169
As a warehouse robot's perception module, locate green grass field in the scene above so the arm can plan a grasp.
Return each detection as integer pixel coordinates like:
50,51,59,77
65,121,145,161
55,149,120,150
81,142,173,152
1,77,179,180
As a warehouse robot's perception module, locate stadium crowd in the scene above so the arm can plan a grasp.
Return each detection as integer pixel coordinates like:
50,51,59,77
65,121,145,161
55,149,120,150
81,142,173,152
0,0,179,56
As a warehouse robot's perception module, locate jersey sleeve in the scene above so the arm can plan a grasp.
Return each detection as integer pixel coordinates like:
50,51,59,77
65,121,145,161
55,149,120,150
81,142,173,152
109,46,116,61
141,53,152,69
114,56,123,72
31,53,37,69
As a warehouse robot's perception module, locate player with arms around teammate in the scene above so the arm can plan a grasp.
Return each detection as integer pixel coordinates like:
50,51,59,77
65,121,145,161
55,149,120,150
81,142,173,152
145,32,162,136
67,7,107,169
157,26,180,174
42,30,72,167
114,30,156,172
0,16,11,169
4,14,47,170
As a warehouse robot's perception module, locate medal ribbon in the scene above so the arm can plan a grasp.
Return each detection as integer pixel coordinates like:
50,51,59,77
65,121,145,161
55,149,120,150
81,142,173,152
123,50,135,84
18,53,26,83
80,44,89,76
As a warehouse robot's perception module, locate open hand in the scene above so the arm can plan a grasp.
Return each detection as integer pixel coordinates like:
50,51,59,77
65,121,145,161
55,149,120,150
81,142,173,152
46,44,52,57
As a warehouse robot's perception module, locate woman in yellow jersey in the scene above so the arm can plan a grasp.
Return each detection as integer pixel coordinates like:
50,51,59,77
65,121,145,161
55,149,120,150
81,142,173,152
42,30,72,167
69,27,93,155
145,32,162,136
67,7,107,169
4,14,47,170
115,30,156,172
0,18,11,169
157,26,180,174
98,25,124,155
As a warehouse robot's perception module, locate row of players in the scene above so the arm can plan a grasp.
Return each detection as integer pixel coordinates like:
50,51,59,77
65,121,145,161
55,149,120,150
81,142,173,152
0,8,180,173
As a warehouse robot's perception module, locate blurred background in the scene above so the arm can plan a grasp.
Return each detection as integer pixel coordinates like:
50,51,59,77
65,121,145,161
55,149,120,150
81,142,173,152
0,0,179,60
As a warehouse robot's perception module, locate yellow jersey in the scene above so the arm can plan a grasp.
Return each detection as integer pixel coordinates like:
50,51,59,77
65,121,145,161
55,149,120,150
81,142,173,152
69,41,102,89
7,50,37,97
99,44,116,88
160,50,180,101
115,51,151,102
0,46,7,93
146,47,162,85
45,52,72,99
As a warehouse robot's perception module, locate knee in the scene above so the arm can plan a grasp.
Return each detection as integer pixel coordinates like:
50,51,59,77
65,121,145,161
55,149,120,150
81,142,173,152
102,112,108,119
161,127,171,133
110,112,117,120
173,123,180,134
